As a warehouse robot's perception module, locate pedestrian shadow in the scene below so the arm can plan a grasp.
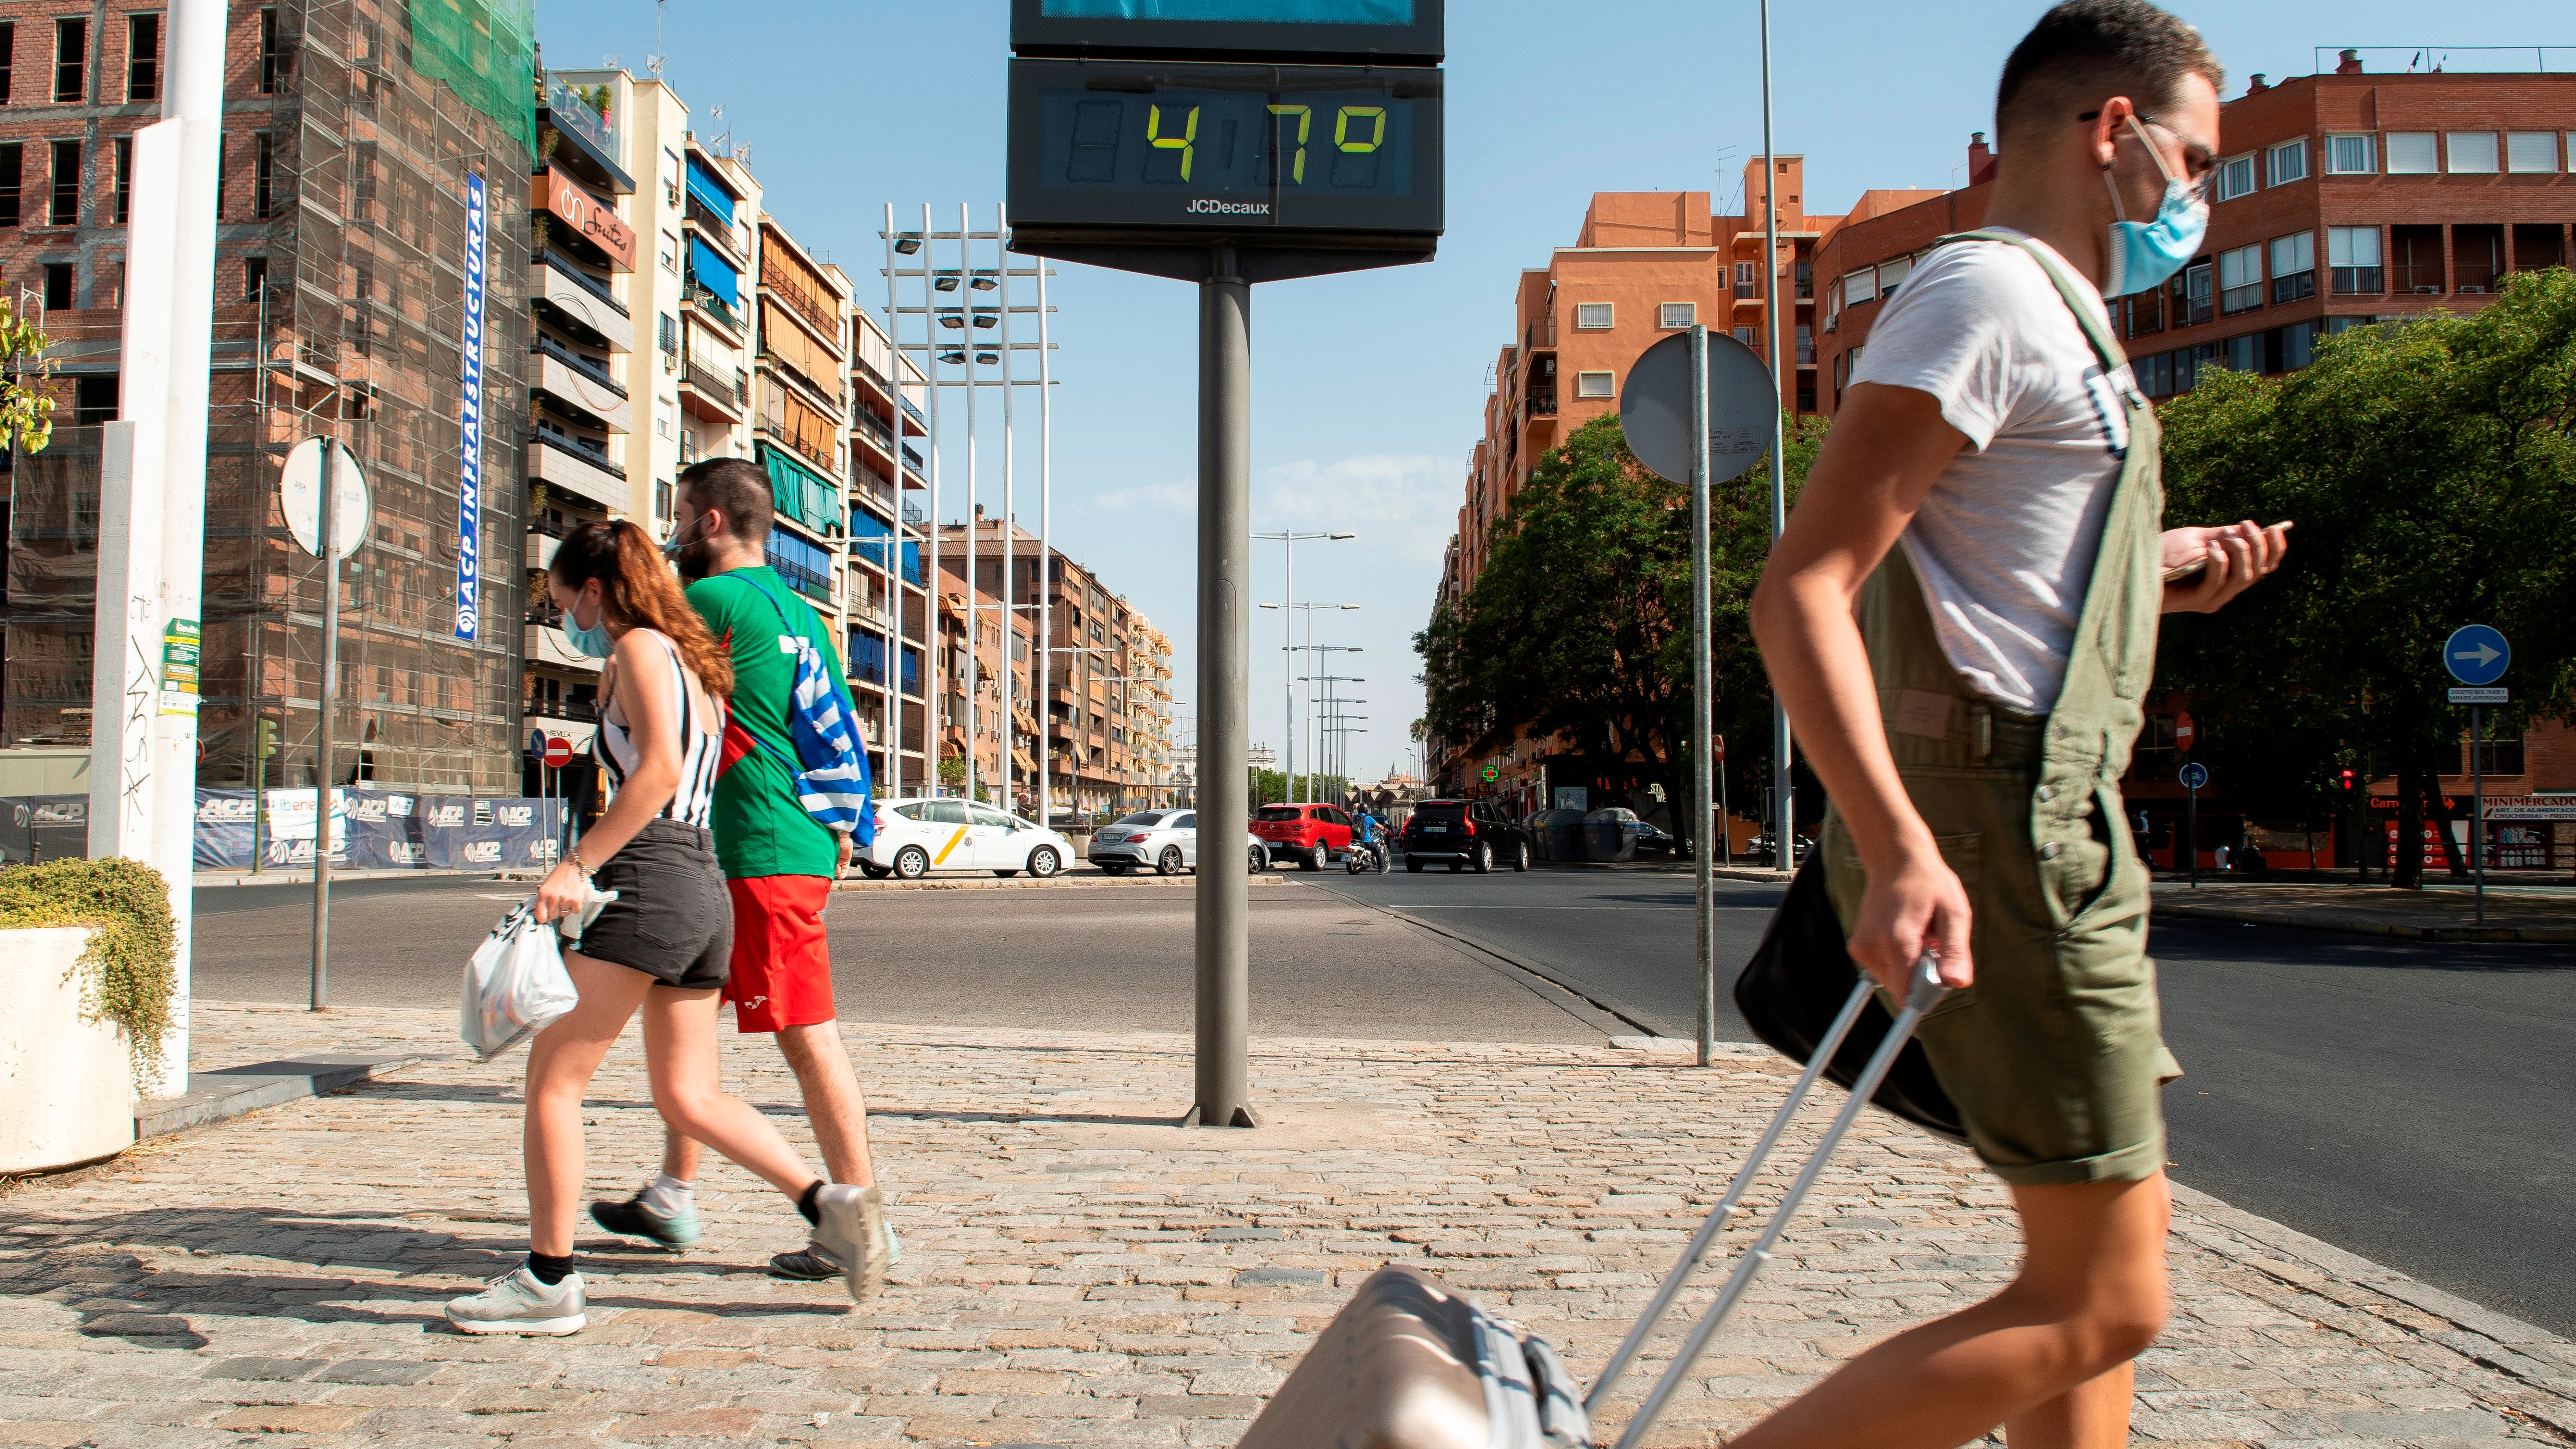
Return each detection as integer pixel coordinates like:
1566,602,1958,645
867,1108,1191,1128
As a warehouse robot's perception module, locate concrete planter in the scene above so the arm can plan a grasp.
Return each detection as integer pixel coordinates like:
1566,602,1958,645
0,926,136,1174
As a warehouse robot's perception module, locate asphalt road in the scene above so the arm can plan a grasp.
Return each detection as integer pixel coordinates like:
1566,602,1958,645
1311,863,2576,1338
192,860,2576,1336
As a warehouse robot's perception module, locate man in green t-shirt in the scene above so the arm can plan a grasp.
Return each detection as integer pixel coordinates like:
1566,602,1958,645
588,458,894,1297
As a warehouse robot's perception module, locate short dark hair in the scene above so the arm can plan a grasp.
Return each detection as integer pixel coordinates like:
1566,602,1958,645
1994,0,2223,147
675,457,773,544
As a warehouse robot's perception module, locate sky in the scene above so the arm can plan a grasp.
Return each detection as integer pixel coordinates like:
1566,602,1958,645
535,0,2572,787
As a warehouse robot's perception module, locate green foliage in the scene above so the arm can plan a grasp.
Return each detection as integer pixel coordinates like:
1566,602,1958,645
0,857,178,1080
1250,770,1346,807
936,753,968,787
2155,269,2576,880
1417,412,1825,836
0,295,56,454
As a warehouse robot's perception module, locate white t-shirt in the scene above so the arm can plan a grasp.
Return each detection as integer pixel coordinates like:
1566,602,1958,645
1849,229,2137,712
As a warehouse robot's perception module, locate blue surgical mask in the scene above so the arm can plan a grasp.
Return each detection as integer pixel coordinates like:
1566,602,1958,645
561,599,611,658
2101,117,2208,297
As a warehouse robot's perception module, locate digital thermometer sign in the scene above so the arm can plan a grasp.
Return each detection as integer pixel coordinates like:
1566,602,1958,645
1011,0,1440,65
1008,61,1440,248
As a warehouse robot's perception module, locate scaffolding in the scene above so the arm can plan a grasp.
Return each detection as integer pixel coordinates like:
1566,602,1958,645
2,0,536,793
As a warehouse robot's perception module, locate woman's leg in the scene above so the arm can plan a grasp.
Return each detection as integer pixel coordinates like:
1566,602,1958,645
524,953,656,1256
638,983,823,1198
1722,1172,2171,1449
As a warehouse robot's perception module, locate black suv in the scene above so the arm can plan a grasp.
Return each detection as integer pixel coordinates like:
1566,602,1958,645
1400,799,1531,874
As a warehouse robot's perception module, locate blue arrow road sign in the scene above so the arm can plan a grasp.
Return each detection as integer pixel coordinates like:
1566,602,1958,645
2179,762,2209,789
2444,625,2510,686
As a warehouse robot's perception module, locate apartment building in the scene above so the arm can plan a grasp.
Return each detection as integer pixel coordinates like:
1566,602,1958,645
1816,63,2576,410
0,0,536,791
845,307,931,792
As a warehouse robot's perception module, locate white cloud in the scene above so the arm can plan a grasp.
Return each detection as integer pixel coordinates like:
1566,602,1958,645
1082,479,1196,514
1253,452,1461,565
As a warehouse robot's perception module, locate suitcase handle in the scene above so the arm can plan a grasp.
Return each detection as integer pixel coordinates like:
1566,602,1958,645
1594,954,1948,1447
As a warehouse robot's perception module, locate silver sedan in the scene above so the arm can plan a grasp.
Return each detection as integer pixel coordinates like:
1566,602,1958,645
1087,809,1267,876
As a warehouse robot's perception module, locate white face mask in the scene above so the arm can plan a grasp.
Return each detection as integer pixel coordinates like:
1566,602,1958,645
2101,114,2209,297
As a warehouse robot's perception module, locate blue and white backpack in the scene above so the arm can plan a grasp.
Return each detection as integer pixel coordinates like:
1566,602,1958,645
715,570,875,847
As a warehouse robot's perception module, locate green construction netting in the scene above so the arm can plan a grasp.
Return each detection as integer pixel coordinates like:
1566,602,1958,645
408,0,537,159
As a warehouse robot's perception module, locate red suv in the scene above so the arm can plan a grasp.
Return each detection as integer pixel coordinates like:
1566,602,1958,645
1251,803,1354,871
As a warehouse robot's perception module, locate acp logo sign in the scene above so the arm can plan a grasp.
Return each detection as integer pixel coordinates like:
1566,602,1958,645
427,803,467,828
462,839,503,864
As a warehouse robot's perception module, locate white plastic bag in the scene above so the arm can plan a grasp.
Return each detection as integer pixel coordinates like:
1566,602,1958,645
459,888,614,1060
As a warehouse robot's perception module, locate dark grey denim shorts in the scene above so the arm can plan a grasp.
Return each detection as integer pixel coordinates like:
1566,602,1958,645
575,819,732,990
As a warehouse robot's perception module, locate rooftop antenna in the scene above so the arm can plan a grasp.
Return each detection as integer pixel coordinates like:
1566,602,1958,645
601,53,619,68
647,0,668,76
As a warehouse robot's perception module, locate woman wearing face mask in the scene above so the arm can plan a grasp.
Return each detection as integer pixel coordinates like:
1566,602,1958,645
445,521,881,1335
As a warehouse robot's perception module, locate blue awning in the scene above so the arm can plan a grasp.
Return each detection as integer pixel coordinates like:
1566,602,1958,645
685,156,738,223
686,236,740,306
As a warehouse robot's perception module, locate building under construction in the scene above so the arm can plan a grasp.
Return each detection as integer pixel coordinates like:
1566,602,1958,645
0,0,535,792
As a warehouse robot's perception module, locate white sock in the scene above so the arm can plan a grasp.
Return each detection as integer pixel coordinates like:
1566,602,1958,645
641,1173,694,1215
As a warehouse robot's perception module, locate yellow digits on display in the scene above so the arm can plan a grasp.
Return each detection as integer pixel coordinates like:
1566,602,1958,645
1335,105,1386,153
1266,104,1311,184
1149,103,1199,181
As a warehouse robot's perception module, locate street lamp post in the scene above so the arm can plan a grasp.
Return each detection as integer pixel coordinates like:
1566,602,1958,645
1260,601,1359,801
1253,532,1353,804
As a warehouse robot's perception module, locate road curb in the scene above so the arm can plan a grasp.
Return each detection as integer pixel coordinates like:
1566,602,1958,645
135,1053,427,1141
832,872,1294,893
2154,899,2576,942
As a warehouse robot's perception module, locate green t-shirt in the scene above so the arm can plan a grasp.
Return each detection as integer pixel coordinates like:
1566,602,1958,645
687,565,850,880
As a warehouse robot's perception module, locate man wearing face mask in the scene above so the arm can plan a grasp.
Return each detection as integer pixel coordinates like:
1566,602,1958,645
1740,3,2289,1447
585,457,898,1297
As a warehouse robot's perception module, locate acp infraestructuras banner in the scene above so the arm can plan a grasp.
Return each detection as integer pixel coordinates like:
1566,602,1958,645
453,170,488,641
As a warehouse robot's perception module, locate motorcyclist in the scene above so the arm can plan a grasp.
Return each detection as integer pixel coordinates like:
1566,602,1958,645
1352,809,1389,873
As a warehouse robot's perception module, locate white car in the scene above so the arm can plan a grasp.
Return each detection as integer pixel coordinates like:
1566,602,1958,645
1088,808,1268,876
857,797,1076,880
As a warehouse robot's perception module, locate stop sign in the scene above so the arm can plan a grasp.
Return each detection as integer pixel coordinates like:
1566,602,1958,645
2174,712,2196,752
544,736,574,769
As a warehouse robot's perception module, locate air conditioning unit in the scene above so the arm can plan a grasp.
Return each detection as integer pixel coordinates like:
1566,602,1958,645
2457,285,2486,295
2413,286,2440,295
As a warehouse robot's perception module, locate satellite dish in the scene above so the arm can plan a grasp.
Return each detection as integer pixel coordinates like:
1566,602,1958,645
279,438,371,560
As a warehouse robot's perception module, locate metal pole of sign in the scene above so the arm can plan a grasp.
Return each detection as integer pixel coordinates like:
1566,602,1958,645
311,440,336,1011
2471,704,2484,924
1689,325,1716,1069
1759,0,1794,875
2186,776,2199,889
1194,244,1253,1130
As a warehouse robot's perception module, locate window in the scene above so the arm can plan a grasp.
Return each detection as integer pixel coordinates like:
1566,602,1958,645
1794,322,1813,365
1658,302,1695,329
1573,301,1612,329
0,144,19,229
2328,226,2383,294
1733,325,1754,347
1842,266,1877,306
213,132,223,217
657,312,677,355
2465,732,2525,778
2213,153,2256,201
42,262,70,310
2217,243,2263,315
2513,224,2566,273
2385,132,2438,174
2452,224,2502,294
1876,254,1912,297
2268,232,2314,304
53,18,85,103
2504,131,2560,173
2392,224,2443,292
126,13,159,100
2121,285,2163,338
1734,261,1759,299
111,137,129,223
253,133,272,217
242,254,266,299
659,230,679,273
48,138,76,226
2325,315,2374,336
73,374,115,424
0,22,13,102
2266,139,2307,186
257,9,283,93
2325,133,2375,174
2445,132,2498,174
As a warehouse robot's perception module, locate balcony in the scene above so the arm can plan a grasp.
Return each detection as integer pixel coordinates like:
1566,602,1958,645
531,253,633,352
1525,388,1557,420
529,430,626,508
685,280,744,341
2331,266,2385,295
2271,269,2317,306
683,192,749,264
531,337,632,433
1523,317,1555,352
770,554,834,606
761,267,843,354
854,407,898,456
525,694,599,724
525,525,560,571
678,354,746,423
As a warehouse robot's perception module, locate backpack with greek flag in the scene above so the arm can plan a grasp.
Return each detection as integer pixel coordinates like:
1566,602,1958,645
715,570,875,847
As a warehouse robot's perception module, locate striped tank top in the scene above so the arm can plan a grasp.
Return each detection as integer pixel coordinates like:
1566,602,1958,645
593,629,722,826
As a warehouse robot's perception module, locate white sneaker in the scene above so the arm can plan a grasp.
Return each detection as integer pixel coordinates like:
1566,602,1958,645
809,1184,889,1303
445,1266,587,1336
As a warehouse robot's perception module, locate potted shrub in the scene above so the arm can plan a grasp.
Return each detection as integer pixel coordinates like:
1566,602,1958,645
0,857,178,1173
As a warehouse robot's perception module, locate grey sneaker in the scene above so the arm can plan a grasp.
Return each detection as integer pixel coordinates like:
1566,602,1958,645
589,1192,701,1250
769,1225,900,1282
808,1184,889,1303
445,1267,586,1336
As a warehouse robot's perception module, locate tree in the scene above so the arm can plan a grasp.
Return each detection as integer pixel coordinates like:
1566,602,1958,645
1416,412,1825,844
2155,268,2576,887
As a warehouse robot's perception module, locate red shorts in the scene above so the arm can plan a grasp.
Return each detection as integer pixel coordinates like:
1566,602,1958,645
721,875,836,1033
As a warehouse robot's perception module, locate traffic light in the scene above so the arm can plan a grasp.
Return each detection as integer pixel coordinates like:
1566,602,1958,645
255,718,279,760
2338,767,2356,793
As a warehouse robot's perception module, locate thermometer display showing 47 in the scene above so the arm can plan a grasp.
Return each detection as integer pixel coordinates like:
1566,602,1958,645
1008,60,1442,236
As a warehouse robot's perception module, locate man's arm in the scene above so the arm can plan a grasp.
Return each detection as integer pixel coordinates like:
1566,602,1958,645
1748,382,1977,991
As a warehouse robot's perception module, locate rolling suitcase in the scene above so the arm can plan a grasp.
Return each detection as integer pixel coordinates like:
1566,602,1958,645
1238,956,1949,1449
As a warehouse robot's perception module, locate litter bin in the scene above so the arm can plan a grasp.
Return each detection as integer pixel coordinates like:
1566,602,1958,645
1583,807,1642,863
1524,812,1554,862
1543,809,1587,863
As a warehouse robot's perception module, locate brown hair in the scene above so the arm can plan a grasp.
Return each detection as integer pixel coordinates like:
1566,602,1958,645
1994,0,2223,148
677,456,774,544
548,520,735,698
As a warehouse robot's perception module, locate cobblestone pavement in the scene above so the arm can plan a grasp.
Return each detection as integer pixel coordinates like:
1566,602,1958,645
5,1003,2573,1448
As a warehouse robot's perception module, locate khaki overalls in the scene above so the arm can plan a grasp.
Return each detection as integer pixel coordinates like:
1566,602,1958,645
1822,230,2181,1187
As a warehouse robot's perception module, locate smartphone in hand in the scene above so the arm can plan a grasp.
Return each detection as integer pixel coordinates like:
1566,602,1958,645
2164,520,2295,583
